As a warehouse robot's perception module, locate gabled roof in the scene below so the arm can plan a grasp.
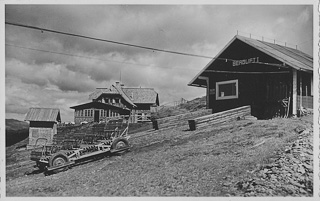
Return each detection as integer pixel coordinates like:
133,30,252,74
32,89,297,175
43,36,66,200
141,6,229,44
88,83,159,106
189,35,313,87
237,35,312,71
25,108,61,122
122,88,159,105
88,87,119,100
113,84,137,107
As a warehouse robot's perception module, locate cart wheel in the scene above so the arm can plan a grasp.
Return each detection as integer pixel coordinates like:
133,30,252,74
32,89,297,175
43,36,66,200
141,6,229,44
49,153,69,167
111,138,129,150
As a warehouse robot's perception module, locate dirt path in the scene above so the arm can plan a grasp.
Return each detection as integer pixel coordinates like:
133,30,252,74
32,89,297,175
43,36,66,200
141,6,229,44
6,115,313,196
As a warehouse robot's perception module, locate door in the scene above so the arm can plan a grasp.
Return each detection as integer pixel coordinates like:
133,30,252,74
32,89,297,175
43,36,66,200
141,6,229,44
94,110,99,122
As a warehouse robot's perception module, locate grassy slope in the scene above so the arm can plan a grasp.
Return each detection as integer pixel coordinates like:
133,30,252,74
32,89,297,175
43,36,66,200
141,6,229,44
6,119,29,131
153,96,207,119
5,119,29,147
6,114,312,196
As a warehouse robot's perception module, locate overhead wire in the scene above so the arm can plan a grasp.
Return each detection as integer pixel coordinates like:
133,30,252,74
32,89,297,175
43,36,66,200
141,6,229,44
5,43,200,71
5,21,286,68
5,21,214,59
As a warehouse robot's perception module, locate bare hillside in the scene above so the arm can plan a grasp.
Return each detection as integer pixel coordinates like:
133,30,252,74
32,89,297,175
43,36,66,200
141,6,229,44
6,114,313,196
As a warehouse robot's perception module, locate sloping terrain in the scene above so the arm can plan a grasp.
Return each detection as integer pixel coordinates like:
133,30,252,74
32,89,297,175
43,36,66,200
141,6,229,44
6,119,29,147
152,96,206,119
6,114,313,196
6,119,29,131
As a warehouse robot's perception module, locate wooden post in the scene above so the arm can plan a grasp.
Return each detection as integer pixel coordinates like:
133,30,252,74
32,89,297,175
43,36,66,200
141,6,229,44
311,74,313,96
188,120,196,131
292,69,297,116
300,74,302,111
206,78,210,109
152,120,159,130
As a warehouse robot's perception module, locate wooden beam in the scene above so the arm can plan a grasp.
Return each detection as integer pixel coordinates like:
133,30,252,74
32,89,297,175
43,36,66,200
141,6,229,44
189,106,251,131
311,74,313,96
292,69,297,116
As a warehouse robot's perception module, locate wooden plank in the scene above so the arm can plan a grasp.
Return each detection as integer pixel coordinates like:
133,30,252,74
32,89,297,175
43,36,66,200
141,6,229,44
195,110,250,124
194,106,250,121
189,106,251,130
194,109,250,123
155,109,212,130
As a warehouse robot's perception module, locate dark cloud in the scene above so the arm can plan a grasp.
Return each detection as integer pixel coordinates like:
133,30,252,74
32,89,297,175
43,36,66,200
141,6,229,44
5,4,313,121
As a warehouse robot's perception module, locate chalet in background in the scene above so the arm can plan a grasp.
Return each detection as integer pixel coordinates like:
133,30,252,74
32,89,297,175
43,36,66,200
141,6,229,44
25,108,61,148
189,35,313,119
70,82,159,124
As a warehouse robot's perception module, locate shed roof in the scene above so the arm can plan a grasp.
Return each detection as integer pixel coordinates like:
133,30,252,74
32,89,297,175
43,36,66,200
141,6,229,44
25,108,61,122
189,35,313,87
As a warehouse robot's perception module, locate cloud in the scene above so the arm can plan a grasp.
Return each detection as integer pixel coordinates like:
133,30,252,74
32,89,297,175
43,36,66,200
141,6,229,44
5,4,313,121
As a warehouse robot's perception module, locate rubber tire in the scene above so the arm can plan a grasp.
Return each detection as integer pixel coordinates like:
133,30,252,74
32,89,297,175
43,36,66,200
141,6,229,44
49,152,69,167
111,138,129,150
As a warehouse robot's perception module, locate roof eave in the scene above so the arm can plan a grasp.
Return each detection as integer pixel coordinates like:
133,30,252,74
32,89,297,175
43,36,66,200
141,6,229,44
188,35,239,86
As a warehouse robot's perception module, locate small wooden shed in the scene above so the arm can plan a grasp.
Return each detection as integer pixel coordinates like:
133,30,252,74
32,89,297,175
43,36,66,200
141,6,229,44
25,108,61,148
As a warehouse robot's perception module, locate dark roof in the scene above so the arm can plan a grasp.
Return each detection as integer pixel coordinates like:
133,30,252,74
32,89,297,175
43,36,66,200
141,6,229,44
122,88,159,105
25,108,61,122
189,35,313,87
70,101,128,110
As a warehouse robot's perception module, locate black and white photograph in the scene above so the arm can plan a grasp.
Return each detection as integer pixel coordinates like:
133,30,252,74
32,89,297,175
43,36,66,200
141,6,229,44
2,0,318,198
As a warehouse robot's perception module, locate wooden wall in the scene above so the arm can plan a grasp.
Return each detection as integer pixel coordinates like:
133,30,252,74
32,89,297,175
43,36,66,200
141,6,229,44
207,72,291,119
28,122,56,147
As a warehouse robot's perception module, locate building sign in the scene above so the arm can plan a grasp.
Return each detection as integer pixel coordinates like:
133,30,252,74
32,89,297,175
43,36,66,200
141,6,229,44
232,57,259,67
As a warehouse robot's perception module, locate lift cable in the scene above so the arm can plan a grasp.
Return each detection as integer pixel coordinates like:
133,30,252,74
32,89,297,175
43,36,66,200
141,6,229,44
6,21,214,59
6,21,286,68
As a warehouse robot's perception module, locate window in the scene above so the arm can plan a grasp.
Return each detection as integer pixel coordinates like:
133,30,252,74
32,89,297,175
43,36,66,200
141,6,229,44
216,79,238,100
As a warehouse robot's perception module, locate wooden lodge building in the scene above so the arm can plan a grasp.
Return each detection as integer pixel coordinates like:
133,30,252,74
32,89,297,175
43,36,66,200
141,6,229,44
70,82,159,124
25,108,61,148
189,35,313,119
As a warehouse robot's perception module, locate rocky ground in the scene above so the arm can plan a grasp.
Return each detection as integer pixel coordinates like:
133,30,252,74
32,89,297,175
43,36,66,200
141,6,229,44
6,114,313,197
221,123,313,196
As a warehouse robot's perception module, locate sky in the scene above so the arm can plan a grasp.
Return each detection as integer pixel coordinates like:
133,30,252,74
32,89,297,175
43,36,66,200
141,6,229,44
4,3,314,122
